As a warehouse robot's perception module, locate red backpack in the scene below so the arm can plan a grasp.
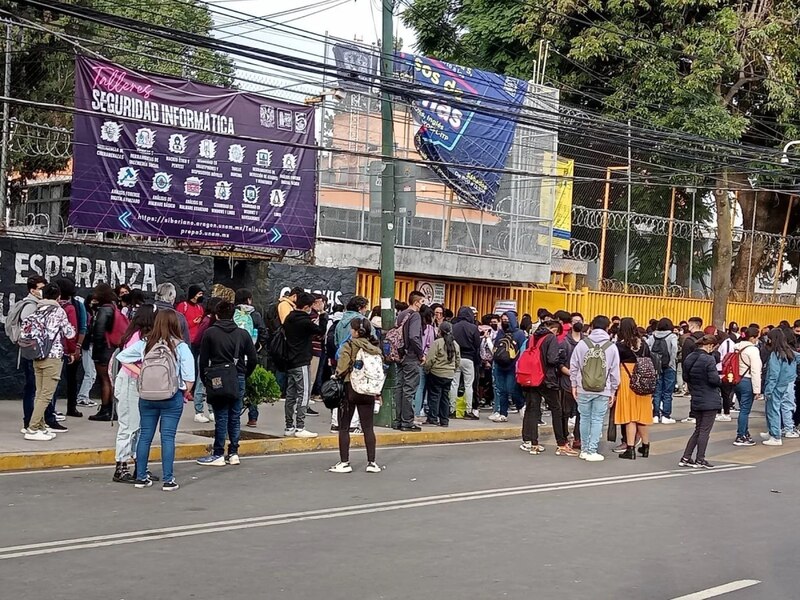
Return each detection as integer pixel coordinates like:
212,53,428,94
105,305,130,349
516,335,547,387
721,348,750,385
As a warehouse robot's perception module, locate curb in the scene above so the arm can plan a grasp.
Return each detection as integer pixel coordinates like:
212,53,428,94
0,426,521,472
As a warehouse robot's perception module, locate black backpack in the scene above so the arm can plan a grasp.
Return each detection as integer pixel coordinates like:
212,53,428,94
269,326,289,371
650,335,671,374
265,303,280,336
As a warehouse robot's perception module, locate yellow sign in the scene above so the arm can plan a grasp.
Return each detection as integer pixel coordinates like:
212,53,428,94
539,157,574,251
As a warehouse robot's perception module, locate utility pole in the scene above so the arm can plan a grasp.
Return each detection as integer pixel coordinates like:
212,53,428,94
0,21,12,227
377,0,396,427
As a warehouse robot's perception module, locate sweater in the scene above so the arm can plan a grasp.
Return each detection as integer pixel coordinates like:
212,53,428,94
176,300,205,344
29,299,76,360
423,337,461,379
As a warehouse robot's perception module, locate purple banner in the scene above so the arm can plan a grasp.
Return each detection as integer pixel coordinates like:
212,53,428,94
70,56,317,249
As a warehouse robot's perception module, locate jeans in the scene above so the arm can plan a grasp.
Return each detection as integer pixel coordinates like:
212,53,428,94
781,386,796,432
493,366,524,417
413,371,427,417
77,345,96,402
114,372,140,463
735,378,755,439
765,387,784,439
450,359,475,412
577,393,610,454
193,355,211,416
393,356,420,427
135,391,184,483
30,358,62,431
652,367,676,418
285,365,311,430
683,409,716,461
522,386,563,445
212,375,244,457
21,357,36,428
426,373,452,426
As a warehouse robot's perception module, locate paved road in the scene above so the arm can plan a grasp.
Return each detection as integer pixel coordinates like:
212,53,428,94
1,421,799,600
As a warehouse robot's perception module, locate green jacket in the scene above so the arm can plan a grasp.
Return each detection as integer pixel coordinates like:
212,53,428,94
423,338,461,378
336,336,383,383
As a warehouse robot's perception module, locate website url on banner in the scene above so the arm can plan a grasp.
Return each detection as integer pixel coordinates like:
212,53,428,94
137,214,273,237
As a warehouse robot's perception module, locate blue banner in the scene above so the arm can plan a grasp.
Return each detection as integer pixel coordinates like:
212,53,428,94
396,54,526,210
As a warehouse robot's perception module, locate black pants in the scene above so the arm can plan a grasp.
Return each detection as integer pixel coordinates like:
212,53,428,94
338,386,376,463
561,389,580,441
522,386,564,445
720,383,734,415
682,409,716,461
426,373,452,426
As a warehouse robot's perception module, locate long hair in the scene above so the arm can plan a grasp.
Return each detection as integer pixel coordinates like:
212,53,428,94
145,309,183,354
767,328,795,363
121,303,156,348
350,317,378,346
617,317,640,350
438,320,457,362
420,304,433,327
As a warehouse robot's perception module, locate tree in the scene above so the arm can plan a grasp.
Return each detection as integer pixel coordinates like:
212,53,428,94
402,0,800,306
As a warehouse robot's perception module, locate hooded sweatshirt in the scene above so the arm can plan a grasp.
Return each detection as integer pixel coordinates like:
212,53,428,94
284,309,325,368
198,319,258,382
452,307,481,362
734,340,763,395
335,310,363,348
530,325,560,389
647,330,679,370
559,331,584,392
335,336,383,382
235,304,269,351
569,328,620,397
494,311,527,370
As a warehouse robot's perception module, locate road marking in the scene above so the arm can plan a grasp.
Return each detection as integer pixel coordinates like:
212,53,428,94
713,440,800,465
670,579,761,599
0,465,752,560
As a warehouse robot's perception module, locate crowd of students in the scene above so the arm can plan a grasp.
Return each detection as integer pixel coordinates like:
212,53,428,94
9,275,799,490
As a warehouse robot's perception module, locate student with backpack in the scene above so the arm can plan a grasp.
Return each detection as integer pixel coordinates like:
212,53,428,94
328,317,383,474
679,335,722,468
116,309,195,491
20,283,76,441
190,297,221,424
615,318,655,460
50,277,86,421
569,315,620,462
519,320,575,456
732,326,762,446
7,276,47,434
423,321,461,427
196,301,258,467
88,284,127,422
391,291,426,432
647,318,678,424
330,296,369,433
760,328,797,446
112,304,156,483
233,289,268,427
559,317,585,449
489,311,527,423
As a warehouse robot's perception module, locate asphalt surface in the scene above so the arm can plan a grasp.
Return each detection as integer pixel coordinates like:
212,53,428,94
1,424,798,600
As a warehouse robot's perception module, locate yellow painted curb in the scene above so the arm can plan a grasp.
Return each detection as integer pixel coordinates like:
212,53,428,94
0,426,521,472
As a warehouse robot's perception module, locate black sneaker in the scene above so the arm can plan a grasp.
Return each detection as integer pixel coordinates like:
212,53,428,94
463,412,479,420
132,469,160,482
47,422,68,432
678,457,696,468
733,436,755,447
134,478,153,489
162,479,180,492
113,471,136,484
306,407,319,416
695,459,715,469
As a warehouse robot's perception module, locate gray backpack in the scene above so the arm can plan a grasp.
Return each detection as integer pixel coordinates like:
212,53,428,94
137,340,180,401
5,296,38,344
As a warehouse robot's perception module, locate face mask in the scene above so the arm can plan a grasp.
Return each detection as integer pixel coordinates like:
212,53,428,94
573,322,584,333
196,295,204,304
490,324,498,331
501,322,510,331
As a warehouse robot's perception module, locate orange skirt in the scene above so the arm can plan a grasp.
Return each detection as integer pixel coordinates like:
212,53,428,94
614,365,652,425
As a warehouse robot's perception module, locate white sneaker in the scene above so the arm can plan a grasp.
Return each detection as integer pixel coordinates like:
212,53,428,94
585,453,605,462
22,427,54,435
495,415,508,423
283,428,296,437
579,451,589,460
226,454,241,465
193,413,210,423
519,441,532,452
294,429,318,439
763,437,783,446
208,412,215,422
328,461,352,473
661,417,677,424
568,416,576,428
759,432,771,441
55,413,66,422
77,399,98,407
783,430,800,438
365,462,381,473
24,430,55,441
652,416,661,424
488,412,501,422
716,414,732,422
680,417,695,424
350,427,363,435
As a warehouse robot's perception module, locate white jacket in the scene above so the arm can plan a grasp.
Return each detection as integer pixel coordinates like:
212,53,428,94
734,341,763,395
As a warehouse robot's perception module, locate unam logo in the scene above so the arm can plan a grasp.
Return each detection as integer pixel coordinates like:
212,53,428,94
184,177,203,197
101,121,123,143
260,105,276,128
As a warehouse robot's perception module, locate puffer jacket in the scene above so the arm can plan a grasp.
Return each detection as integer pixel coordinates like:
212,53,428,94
684,349,721,412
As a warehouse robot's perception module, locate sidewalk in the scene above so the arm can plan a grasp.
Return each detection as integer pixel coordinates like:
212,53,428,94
0,399,522,472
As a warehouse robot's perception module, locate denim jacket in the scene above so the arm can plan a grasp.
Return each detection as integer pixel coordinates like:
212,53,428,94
763,352,797,400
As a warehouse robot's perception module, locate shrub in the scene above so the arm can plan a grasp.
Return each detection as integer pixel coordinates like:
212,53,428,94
245,366,281,408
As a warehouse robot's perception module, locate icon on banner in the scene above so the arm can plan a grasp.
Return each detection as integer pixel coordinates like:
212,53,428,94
269,227,283,243
228,144,246,164
243,185,260,204
152,172,173,193
215,181,233,201
260,105,276,128
100,121,123,143
294,112,308,134
118,210,133,229
269,189,287,207
117,167,138,188
277,109,293,131
256,149,273,167
281,153,297,171
199,139,218,159
135,128,156,149
169,134,188,154
184,177,203,197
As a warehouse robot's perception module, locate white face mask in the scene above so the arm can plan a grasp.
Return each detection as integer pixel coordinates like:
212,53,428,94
32,288,43,299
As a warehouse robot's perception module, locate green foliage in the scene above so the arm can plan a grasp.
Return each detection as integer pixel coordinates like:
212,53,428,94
245,365,281,408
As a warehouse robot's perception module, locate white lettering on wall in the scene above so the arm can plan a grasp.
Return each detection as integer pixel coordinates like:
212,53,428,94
13,253,158,292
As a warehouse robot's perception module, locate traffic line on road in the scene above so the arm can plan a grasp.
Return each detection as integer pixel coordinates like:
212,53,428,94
0,464,753,561
669,579,760,599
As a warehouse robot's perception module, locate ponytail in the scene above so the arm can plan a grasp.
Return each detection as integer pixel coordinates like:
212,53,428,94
439,321,456,363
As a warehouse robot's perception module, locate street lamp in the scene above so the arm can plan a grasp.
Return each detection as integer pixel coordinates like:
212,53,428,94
780,140,800,164
304,88,345,106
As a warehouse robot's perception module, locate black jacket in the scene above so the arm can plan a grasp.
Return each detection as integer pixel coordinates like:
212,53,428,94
684,350,722,411
91,304,115,362
199,320,258,382
681,331,704,367
531,326,561,390
284,309,325,369
452,307,481,362
559,333,583,392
